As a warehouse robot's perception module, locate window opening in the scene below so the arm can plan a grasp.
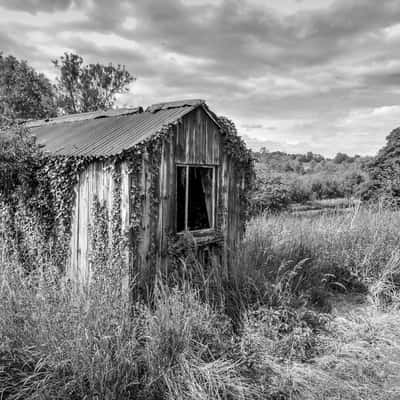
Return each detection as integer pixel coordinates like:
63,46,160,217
176,165,215,232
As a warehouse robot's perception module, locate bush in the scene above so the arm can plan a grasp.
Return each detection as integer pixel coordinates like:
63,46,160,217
250,176,290,215
0,125,43,201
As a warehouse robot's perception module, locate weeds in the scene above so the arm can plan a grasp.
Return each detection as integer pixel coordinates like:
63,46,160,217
2,206,400,398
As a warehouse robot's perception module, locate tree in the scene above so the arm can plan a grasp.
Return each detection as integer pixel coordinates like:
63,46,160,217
363,127,400,203
333,152,351,164
0,123,43,201
53,53,135,114
0,53,57,123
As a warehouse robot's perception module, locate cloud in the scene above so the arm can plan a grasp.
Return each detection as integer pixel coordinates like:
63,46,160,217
0,0,79,14
0,0,399,155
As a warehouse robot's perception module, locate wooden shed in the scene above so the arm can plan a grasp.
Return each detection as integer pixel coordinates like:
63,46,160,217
27,99,252,288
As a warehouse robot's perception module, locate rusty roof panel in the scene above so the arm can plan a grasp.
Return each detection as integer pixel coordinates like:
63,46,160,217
25,107,143,129
30,104,198,157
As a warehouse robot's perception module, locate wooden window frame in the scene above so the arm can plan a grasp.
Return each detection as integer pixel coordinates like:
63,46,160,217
176,164,217,234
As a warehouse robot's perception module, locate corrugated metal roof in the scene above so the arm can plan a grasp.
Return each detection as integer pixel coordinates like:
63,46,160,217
25,107,143,129
28,100,208,157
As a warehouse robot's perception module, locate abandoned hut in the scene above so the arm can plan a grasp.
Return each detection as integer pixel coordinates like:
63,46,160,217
11,99,252,286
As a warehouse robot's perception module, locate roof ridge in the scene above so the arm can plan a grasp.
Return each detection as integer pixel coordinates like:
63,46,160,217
145,99,204,113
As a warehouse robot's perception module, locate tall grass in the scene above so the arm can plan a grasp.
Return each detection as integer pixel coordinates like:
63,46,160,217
2,206,400,399
0,261,258,399
238,206,400,291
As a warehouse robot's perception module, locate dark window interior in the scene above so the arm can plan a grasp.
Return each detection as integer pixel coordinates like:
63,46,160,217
177,166,214,232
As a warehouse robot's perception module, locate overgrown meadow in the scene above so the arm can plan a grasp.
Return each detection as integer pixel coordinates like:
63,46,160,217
2,206,400,399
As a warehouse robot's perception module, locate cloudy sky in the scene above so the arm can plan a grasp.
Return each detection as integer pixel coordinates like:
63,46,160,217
1,0,400,156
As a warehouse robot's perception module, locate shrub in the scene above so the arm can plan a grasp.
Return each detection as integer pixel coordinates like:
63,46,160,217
0,124,43,201
250,176,290,215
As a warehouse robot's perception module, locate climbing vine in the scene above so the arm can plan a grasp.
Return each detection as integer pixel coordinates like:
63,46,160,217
221,121,255,227
0,142,87,270
89,197,109,271
43,156,87,268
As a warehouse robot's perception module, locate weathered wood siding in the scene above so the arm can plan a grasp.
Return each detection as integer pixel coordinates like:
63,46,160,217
68,160,130,282
175,107,221,165
137,106,223,272
154,107,244,269
221,153,245,256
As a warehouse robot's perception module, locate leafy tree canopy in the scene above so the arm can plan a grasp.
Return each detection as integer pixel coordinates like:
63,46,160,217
0,53,57,123
53,53,135,114
364,127,400,202
0,123,43,201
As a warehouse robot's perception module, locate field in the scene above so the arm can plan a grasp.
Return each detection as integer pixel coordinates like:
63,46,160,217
2,206,400,399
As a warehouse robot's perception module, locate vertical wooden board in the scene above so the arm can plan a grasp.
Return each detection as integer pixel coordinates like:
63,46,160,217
175,121,181,160
176,121,185,161
187,117,192,163
102,161,108,207
184,118,189,164
214,123,220,164
220,155,229,267
159,137,173,267
120,161,130,235
78,168,87,282
204,118,209,164
193,116,198,163
103,162,108,208
84,167,90,281
200,115,206,163
226,160,241,250
137,155,150,273
157,141,165,267
107,163,114,244
216,126,221,164
165,138,172,234
190,115,196,163
69,175,80,281
195,110,201,162
224,157,230,234
87,163,94,279
77,171,83,280
207,120,213,164
120,161,130,270
101,161,106,205
205,118,209,163
169,129,177,233
203,117,207,163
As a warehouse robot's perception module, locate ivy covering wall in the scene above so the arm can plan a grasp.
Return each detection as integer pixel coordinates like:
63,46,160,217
0,152,86,270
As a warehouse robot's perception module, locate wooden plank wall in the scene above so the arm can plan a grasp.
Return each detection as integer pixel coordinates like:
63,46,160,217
169,108,244,269
175,107,221,165
68,160,130,284
219,149,244,266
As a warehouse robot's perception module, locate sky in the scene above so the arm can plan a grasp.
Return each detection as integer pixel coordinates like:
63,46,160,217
1,0,400,156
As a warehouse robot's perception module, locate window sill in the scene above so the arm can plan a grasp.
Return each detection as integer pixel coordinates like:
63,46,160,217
176,229,223,246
